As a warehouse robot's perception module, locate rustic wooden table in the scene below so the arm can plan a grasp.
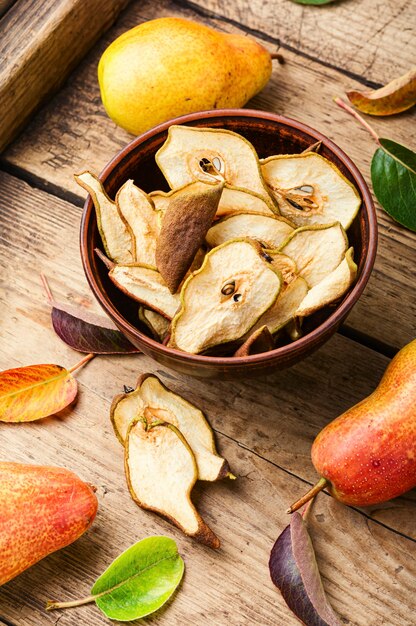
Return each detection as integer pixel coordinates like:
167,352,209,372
0,1,415,624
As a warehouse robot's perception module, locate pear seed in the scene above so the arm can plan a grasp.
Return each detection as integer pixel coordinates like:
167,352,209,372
212,156,223,172
233,293,242,302
295,185,314,194
221,280,236,296
123,385,135,393
286,198,305,211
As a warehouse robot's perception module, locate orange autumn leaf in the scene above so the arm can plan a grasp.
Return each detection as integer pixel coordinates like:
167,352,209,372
346,67,416,116
0,364,78,423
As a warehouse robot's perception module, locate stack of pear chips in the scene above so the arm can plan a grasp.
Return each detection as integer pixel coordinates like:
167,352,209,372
76,125,361,357
111,373,232,548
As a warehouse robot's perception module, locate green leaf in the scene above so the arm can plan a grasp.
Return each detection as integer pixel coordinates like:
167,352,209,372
289,0,338,5
371,138,416,232
91,536,184,621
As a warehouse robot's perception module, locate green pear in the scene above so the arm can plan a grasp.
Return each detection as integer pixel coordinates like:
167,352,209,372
98,17,273,135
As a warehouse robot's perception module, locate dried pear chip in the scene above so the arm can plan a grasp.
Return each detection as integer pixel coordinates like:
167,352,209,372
138,307,170,341
151,184,277,219
277,222,348,288
111,374,232,482
156,180,224,293
217,186,277,217
75,171,133,263
234,325,274,357
269,253,298,285
206,212,294,250
262,153,361,229
296,247,357,317
109,264,180,319
111,386,145,445
139,374,231,481
249,276,309,335
116,180,159,265
125,418,220,548
155,125,275,206
169,239,282,354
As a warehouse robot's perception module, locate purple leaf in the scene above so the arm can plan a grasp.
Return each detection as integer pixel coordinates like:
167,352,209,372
50,302,140,354
269,512,342,626
41,274,140,355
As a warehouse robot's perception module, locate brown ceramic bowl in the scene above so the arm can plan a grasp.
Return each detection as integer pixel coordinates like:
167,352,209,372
80,109,377,379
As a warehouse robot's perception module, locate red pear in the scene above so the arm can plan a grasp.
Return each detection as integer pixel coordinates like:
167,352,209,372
0,462,98,586
289,339,416,512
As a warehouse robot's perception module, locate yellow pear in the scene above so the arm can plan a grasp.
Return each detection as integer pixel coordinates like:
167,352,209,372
98,17,272,135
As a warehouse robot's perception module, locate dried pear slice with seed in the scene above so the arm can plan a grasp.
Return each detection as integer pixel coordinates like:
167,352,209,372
296,247,357,317
234,325,274,357
169,239,282,354
248,276,309,336
116,180,159,265
111,374,231,482
138,307,170,341
75,171,133,263
155,125,275,206
277,222,348,288
139,374,231,481
151,184,277,219
125,418,220,548
156,180,224,293
261,153,361,229
108,263,180,319
206,212,294,250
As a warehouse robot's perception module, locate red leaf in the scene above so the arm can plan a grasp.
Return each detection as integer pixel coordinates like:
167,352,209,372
0,364,78,423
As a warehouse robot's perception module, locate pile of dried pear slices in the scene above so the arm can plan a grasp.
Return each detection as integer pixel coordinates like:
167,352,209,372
111,374,232,548
76,125,361,356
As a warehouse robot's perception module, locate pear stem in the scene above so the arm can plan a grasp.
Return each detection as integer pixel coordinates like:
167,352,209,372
301,140,322,155
271,51,285,64
68,353,95,373
287,477,328,514
334,97,381,146
94,248,115,270
46,595,96,611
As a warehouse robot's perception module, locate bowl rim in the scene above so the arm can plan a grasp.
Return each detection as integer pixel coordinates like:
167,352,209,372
80,108,378,366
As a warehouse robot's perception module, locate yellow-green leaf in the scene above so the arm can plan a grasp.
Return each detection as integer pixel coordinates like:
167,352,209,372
0,364,78,422
47,536,184,621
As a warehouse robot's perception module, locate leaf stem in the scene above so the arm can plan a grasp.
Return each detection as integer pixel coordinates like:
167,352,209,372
334,97,381,146
69,353,95,373
40,273,53,304
46,595,96,611
287,477,328,514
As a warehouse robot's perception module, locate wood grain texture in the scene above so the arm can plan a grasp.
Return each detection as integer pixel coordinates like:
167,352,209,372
3,0,415,352
187,0,416,86
0,171,415,625
0,0,129,151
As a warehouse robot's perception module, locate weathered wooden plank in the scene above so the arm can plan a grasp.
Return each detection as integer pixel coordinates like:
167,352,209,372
3,0,415,352
1,170,414,533
187,0,416,86
0,0,129,151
